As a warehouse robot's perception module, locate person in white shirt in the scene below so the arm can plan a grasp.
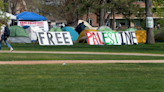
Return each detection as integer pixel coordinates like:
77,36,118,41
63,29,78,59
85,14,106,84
117,23,122,30
0,20,13,52
106,21,109,26
157,24,160,30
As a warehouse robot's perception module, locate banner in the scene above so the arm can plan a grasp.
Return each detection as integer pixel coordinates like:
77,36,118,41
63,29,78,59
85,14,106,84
85,31,138,45
103,32,121,45
36,32,73,45
18,21,49,32
85,31,104,45
117,31,138,45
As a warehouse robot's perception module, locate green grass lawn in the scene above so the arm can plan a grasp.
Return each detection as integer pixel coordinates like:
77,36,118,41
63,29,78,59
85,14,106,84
0,53,164,61
0,40,164,92
0,64,163,92
1,42,164,61
1,42,164,54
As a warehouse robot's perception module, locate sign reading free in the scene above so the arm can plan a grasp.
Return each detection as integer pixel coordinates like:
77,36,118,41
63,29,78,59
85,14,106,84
37,32,73,45
85,31,138,45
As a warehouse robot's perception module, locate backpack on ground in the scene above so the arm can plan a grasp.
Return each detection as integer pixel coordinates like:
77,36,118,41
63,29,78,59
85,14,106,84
4,26,10,37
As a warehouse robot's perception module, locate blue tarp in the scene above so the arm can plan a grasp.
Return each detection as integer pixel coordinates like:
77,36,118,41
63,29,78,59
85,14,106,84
22,25,30,29
62,26,79,41
16,11,47,21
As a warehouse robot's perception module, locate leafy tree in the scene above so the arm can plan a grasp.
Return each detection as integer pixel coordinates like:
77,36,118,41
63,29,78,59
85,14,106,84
75,0,109,26
50,0,107,25
24,0,55,22
10,0,24,14
3,0,9,12
153,0,164,18
78,0,141,28
0,0,10,26
25,0,51,15
25,0,78,24
53,0,77,24
23,0,142,27
140,19,146,29
153,0,164,28
116,0,140,27
76,0,100,22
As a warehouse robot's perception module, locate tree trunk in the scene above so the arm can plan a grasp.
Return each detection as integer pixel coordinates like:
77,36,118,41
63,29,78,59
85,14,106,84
100,8,105,26
106,13,112,26
86,7,89,22
4,0,9,12
99,0,105,26
8,0,11,13
112,8,115,30
145,0,155,44
129,20,131,28
22,0,28,11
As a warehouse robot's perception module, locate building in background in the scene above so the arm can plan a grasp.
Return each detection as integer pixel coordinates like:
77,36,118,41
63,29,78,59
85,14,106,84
81,0,160,29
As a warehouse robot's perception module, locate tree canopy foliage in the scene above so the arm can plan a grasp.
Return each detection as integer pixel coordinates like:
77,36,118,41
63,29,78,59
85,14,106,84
0,0,10,26
14,0,143,26
153,0,164,27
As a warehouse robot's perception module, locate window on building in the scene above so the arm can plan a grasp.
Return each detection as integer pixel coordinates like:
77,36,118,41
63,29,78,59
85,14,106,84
106,0,111,3
137,0,145,2
134,20,141,26
120,23,125,25
153,8,157,13
88,19,92,26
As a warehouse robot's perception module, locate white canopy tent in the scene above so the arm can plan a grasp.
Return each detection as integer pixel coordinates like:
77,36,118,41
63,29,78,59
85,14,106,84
0,11,16,19
78,20,98,30
5,12,16,19
5,12,17,26
0,11,16,26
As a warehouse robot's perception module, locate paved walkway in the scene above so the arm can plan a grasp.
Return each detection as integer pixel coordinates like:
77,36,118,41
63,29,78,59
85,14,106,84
0,50,164,64
1,50,164,57
0,60,163,65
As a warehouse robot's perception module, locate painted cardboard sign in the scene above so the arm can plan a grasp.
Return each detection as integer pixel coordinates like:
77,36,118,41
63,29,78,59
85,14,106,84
85,31,138,45
37,32,73,45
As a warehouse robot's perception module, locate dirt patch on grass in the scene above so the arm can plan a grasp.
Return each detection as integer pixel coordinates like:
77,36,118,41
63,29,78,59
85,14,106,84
0,51,164,65
0,60,164,65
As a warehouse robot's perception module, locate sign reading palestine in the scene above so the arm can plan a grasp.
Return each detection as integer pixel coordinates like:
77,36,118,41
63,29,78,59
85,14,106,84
85,31,138,45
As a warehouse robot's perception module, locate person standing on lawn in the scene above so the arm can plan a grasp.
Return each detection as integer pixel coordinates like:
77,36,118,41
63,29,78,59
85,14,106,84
157,24,160,30
118,23,122,30
80,22,86,33
75,22,86,34
0,20,13,52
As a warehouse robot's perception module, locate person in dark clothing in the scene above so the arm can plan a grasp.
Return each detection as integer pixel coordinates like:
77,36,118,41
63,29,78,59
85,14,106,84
48,22,52,29
61,26,64,28
75,22,86,34
75,24,81,34
117,23,121,31
128,25,130,28
0,21,13,52
80,22,86,31
106,21,109,26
